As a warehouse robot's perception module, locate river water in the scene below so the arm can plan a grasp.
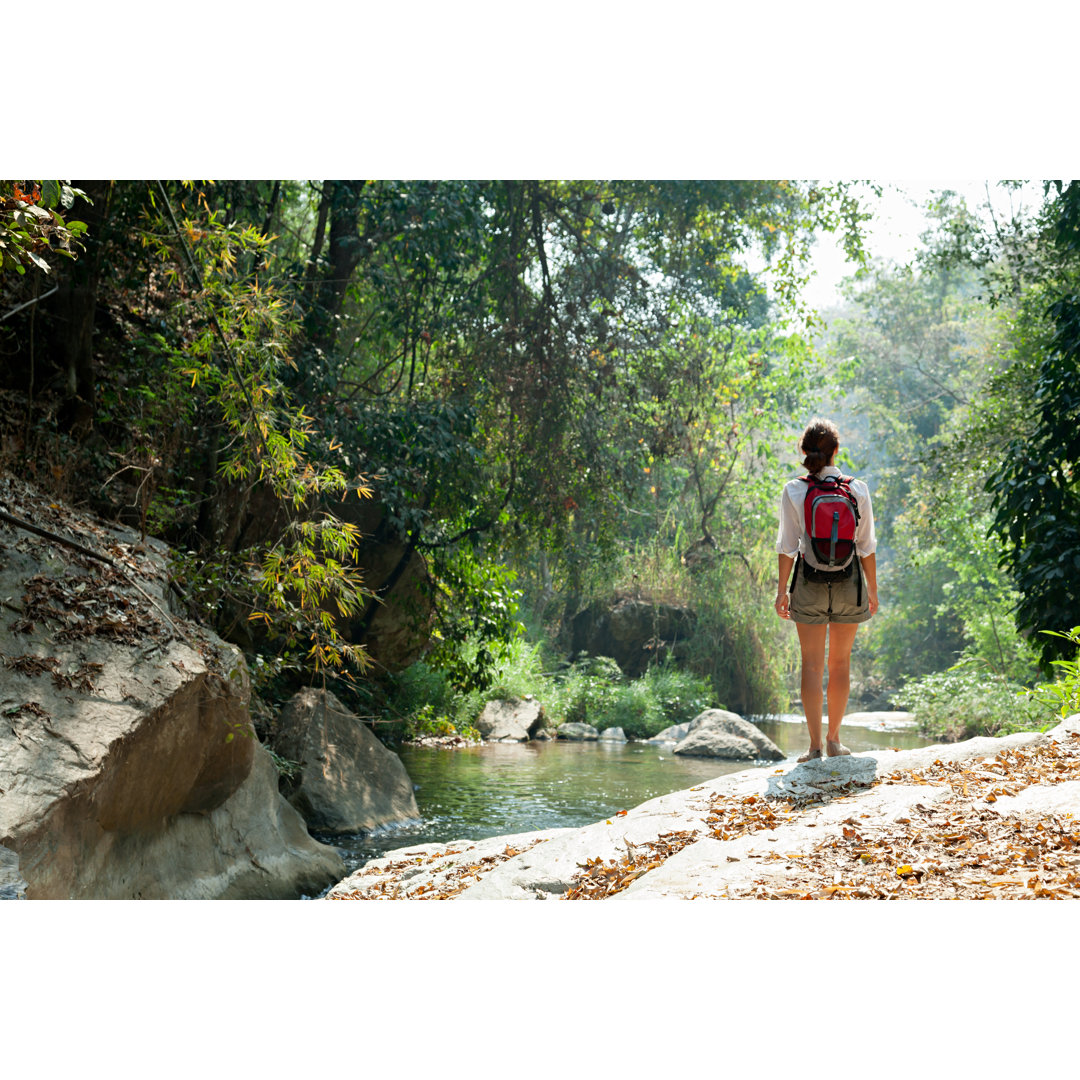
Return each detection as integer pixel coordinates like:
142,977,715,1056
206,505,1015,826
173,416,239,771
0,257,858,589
314,714,933,880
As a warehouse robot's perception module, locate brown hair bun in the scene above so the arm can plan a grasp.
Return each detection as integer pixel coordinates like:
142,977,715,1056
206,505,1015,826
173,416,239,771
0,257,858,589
799,418,840,473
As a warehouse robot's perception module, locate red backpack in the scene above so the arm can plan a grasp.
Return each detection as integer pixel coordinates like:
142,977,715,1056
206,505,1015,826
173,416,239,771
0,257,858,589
800,473,860,571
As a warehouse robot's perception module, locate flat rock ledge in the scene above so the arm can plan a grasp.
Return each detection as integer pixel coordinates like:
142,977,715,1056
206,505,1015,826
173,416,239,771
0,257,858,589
324,714,1080,901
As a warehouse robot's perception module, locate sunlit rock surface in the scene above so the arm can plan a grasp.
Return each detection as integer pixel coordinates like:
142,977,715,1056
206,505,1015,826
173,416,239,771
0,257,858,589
672,710,785,761
0,477,343,899
475,697,545,742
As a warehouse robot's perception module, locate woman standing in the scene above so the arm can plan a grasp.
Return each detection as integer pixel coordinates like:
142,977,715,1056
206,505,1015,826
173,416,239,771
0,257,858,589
775,419,878,761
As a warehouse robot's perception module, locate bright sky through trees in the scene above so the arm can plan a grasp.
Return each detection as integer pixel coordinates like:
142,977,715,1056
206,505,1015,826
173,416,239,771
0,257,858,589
801,180,1044,311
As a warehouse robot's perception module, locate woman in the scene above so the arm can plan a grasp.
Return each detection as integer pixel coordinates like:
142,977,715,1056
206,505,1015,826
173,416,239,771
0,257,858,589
774,419,878,762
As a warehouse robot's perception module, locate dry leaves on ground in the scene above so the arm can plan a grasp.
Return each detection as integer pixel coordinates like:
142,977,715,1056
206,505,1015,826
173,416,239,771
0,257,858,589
564,830,700,899
330,838,550,900
15,570,161,645
739,733,1080,900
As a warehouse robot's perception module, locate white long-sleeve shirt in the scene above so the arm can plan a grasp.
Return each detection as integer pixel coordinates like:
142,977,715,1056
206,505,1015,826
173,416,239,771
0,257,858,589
775,465,877,566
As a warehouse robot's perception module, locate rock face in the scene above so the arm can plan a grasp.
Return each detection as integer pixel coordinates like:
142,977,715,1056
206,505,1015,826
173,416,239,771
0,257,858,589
599,727,627,742
65,742,346,900
672,710,785,761
336,494,433,673
569,596,696,678
272,688,420,834
475,698,545,742
558,722,600,741
0,477,343,898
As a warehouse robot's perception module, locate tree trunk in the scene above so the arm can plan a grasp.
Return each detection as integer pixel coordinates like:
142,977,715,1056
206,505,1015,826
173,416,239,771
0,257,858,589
307,180,366,352
47,180,113,425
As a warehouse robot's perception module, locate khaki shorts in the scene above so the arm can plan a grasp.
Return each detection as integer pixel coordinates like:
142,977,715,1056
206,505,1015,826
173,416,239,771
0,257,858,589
789,558,870,625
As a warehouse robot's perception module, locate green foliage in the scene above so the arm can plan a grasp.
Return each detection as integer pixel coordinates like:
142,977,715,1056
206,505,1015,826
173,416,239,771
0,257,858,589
138,183,374,678
385,639,716,743
403,703,481,743
266,747,302,781
986,254,1080,664
425,548,525,693
1027,627,1080,719
537,656,715,740
894,663,1052,743
0,181,88,277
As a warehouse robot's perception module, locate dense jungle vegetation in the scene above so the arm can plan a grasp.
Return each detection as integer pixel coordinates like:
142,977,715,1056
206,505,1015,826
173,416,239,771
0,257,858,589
2,179,1078,746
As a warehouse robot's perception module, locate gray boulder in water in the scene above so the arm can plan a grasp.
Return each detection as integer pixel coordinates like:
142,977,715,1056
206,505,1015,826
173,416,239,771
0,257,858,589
672,710,785,761
599,727,627,742
273,688,420,834
557,722,600,741
475,698,546,742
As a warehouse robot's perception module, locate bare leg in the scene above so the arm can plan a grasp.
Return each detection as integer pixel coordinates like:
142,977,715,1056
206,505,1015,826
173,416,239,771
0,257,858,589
826,622,859,754
795,622,827,757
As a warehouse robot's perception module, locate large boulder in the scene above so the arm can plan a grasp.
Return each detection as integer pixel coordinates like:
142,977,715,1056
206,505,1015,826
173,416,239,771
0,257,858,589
272,688,420,834
647,713,715,744
648,721,693,744
0,477,343,898
569,596,697,678
673,710,785,761
475,698,546,742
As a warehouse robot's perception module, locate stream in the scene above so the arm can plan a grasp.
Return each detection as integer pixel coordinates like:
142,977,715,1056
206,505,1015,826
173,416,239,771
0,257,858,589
313,714,935,882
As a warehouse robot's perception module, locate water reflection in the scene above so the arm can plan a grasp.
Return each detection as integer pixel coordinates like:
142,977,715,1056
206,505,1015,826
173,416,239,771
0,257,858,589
316,714,932,877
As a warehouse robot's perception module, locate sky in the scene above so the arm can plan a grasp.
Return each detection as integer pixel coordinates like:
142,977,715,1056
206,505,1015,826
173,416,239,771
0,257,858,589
799,180,1045,311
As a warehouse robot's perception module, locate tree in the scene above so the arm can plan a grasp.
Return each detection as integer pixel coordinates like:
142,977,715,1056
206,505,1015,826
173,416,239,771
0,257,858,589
986,182,1080,663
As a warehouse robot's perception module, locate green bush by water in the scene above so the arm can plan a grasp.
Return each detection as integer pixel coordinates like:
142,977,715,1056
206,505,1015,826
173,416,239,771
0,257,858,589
894,664,1054,743
385,636,718,742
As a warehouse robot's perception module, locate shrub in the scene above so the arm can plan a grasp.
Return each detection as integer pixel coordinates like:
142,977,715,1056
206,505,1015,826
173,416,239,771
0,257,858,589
1026,627,1080,720
894,664,1054,743
546,658,715,739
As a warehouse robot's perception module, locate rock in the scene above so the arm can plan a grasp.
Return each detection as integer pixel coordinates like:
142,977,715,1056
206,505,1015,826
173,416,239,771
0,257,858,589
224,486,434,673
842,711,916,729
647,713,712,744
0,477,343,898
533,728,556,741
272,688,420,834
569,596,697,678
673,710,785,761
475,698,546,742
336,495,433,673
0,843,27,900
94,743,345,900
325,827,578,899
599,727,627,742
648,722,691,743
557,722,600,741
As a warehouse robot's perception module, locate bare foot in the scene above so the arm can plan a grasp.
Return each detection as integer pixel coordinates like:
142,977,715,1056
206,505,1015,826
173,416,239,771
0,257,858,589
826,740,851,757
797,747,823,763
